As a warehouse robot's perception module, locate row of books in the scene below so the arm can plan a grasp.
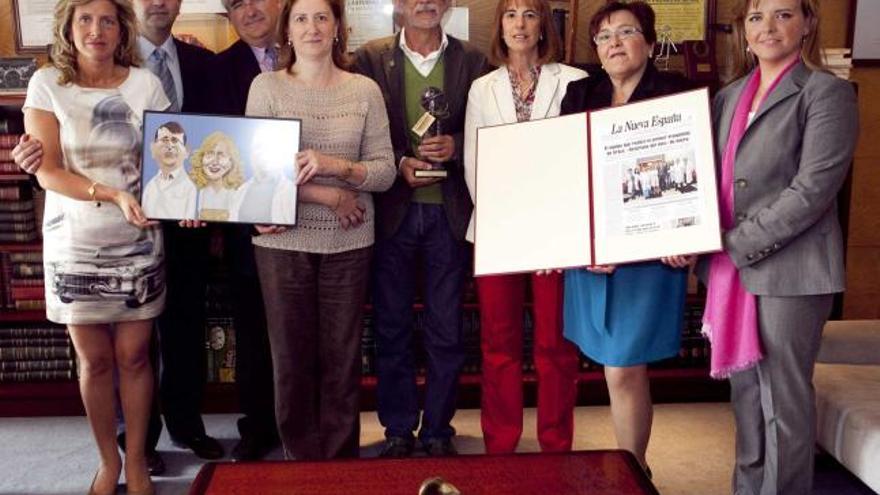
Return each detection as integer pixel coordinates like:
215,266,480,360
0,133,22,174
203,302,711,383
0,190,40,245
0,250,44,310
0,307,710,385
0,326,75,382
822,48,853,81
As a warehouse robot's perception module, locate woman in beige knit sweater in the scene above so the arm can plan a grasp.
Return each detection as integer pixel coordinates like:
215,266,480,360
245,0,395,460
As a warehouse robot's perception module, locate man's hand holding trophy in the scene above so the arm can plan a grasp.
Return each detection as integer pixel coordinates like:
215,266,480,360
412,86,452,178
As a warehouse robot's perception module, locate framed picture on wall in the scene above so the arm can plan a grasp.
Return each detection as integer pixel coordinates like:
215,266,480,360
12,0,54,53
643,0,709,43
851,0,880,65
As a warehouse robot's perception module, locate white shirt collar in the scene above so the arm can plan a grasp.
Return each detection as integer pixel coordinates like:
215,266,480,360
138,35,178,65
137,35,183,107
398,28,448,77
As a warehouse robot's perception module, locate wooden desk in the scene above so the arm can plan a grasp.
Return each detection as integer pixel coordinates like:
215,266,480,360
189,450,659,495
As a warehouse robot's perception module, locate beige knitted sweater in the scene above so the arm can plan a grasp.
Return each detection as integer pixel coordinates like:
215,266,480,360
245,71,395,254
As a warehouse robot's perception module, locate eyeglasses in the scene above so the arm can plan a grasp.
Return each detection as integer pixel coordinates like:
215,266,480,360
593,26,643,45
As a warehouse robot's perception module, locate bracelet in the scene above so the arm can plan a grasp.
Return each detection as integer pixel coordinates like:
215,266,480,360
334,189,342,210
87,181,101,207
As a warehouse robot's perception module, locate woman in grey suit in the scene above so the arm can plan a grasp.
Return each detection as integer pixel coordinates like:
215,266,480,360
692,0,859,493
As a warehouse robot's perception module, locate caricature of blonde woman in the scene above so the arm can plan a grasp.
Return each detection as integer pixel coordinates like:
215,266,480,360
190,131,245,221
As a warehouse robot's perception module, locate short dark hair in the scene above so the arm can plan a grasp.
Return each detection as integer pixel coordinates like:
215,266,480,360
489,0,561,66
155,121,187,145
588,1,657,50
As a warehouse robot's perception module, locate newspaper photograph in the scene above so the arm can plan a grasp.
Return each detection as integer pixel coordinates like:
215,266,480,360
590,88,720,264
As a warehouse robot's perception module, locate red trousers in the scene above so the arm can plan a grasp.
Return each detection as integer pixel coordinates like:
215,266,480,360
477,272,580,454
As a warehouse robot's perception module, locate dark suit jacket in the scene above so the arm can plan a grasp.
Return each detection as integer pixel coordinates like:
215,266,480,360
173,38,217,114
701,63,858,295
353,34,488,241
560,64,694,114
214,39,262,116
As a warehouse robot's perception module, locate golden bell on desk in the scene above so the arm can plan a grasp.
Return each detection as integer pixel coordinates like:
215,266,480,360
419,477,460,495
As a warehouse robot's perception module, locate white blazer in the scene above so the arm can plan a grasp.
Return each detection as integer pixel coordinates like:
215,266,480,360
463,63,588,242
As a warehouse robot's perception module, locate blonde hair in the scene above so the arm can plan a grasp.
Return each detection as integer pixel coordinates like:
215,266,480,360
729,0,825,81
50,0,140,85
189,132,246,190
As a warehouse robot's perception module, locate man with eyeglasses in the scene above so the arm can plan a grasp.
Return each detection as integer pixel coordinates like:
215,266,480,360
211,0,285,462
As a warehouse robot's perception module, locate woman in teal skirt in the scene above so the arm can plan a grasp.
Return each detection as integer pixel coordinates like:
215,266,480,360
559,1,693,473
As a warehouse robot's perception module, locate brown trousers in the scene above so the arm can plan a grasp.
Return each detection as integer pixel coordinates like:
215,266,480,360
255,245,371,460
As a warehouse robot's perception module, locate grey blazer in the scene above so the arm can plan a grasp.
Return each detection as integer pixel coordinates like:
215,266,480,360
702,62,858,296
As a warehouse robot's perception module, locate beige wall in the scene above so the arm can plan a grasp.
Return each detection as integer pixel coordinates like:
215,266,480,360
1,0,875,317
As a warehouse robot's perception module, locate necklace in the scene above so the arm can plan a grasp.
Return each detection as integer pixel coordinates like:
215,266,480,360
510,65,540,101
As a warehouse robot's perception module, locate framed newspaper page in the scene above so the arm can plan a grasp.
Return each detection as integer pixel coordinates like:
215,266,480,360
473,88,720,276
588,88,721,265
140,111,301,225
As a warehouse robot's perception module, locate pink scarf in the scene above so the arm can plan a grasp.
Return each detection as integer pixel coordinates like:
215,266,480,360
702,60,798,379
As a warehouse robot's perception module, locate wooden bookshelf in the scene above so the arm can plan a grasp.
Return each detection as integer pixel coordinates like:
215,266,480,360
0,93,25,106
0,241,40,252
1,367,727,418
0,309,45,322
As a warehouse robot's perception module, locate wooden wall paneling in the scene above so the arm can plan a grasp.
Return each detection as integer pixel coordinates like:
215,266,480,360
844,66,880,318
1,0,15,57
457,0,496,59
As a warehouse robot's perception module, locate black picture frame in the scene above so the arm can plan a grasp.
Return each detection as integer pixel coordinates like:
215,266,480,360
140,111,302,226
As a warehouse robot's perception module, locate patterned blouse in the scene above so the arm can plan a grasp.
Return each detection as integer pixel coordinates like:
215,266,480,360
509,65,542,123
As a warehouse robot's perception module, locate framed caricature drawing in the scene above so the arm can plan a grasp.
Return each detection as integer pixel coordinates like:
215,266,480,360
141,111,302,225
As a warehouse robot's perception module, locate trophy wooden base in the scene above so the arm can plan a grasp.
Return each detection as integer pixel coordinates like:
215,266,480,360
414,169,448,178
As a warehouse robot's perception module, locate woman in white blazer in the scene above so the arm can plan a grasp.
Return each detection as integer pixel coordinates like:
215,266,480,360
463,0,587,454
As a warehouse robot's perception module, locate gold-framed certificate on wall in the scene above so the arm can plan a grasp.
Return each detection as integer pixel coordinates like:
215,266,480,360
642,0,707,42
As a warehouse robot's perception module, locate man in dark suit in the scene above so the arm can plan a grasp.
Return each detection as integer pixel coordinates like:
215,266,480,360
216,0,282,115
132,0,224,465
353,0,487,457
211,0,283,462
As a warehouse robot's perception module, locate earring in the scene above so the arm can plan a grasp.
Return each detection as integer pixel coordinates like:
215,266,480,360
334,36,339,44
286,39,293,46
539,34,544,41
745,45,751,53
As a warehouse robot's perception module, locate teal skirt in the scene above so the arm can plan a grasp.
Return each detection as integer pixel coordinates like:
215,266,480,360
563,261,687,366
